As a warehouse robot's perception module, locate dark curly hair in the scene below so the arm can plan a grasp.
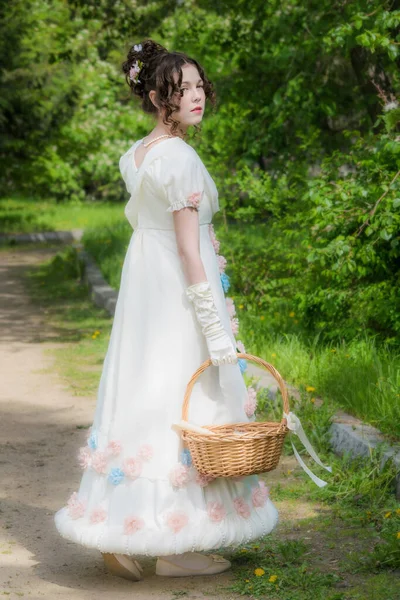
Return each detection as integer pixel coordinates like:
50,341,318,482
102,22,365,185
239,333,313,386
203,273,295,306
122,39,216,136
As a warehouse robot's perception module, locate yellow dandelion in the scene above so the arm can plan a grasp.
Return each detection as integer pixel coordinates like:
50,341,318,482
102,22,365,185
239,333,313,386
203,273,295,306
239,304,244,309
269,574,278,583
260,315,265,320
241,548,247,553
384,512,392,518
310,397,316,403
345,354,350,358
287,470,292,475
306,386,316,392
397,532,400,539
91,334,97,339
330,348,336,353
396,508,400,516
289,311,295,318
271,353,277,358
245,579,250,582
254,568,265,577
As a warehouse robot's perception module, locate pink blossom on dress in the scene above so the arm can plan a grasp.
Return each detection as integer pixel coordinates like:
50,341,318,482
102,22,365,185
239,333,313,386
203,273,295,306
217,254,227,274
236,340,246,354
252,481,270,508
166,510,189,533
138,444,153,461
208,223,220,253
226,297,236,318
187,192,202,208
195,471,215,487
124,515,145,535
233,497,251,519
90,507,107,524
67,492,86,519
77,446,92,469
169,464,191,488
244,386,257,417
91,450,108,474
230,317,239,336
106,440,122,457
207,501,226,523
123,457,143,479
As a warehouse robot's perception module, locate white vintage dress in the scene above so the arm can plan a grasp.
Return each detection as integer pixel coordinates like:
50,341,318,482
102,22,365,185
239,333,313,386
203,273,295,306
54,136,279,556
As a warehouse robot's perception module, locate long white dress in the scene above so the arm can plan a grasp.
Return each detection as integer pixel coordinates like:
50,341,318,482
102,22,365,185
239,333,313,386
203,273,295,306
54,136,279,556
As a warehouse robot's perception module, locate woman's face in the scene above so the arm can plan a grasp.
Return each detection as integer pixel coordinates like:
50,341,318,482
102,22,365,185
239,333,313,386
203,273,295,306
171,63,205,131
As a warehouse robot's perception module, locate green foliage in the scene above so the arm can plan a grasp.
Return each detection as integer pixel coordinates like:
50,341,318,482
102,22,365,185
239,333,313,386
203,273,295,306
1,0,400,343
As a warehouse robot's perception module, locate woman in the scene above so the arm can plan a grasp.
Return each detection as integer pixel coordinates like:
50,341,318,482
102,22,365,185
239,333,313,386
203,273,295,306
54,38,279,581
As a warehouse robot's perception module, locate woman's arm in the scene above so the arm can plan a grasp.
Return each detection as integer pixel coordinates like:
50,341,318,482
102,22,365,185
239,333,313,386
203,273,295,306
173,207,207,285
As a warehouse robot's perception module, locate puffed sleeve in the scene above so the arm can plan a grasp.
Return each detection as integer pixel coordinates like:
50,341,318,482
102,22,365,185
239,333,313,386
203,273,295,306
161,150,205,213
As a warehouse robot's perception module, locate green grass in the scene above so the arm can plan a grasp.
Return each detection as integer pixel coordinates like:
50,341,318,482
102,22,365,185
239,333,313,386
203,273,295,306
82,220,400,440
0,195,122,235
21,244,400,600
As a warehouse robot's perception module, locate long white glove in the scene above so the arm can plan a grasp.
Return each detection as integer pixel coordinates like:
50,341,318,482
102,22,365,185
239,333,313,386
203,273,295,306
185,280,238,366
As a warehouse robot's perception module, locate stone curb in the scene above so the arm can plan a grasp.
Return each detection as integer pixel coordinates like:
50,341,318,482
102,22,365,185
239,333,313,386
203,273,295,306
0,229,85,245
3,228,399,496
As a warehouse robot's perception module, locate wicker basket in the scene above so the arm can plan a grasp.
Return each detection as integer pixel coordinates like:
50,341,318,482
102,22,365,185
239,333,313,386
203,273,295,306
180,352,290,478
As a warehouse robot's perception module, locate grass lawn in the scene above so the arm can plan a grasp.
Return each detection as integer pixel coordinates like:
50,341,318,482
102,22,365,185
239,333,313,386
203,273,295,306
0,195,123,234
22,244,400,600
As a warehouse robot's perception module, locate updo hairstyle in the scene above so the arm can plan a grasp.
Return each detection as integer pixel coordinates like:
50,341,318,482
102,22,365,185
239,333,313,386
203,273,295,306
122,39,216,135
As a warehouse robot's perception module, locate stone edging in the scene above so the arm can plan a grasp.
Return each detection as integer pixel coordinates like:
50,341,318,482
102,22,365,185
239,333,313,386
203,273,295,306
3,228,399,496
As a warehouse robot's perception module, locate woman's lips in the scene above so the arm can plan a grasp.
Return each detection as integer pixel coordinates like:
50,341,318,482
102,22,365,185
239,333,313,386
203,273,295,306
191,107,202,112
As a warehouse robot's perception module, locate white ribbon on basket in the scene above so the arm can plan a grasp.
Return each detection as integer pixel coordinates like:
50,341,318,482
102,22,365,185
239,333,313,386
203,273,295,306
283,411,332,488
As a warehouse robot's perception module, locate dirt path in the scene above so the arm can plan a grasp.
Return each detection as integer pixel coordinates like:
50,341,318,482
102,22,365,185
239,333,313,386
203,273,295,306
0,246,318,600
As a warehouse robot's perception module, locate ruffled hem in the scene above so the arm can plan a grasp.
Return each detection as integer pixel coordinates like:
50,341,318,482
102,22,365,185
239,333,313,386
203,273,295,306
54,498,279,557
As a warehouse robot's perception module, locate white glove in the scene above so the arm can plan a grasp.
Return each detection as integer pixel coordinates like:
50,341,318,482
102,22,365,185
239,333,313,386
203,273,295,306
185,280,238,366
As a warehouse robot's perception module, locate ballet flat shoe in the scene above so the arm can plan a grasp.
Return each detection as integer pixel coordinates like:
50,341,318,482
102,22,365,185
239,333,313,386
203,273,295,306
155,553,231,577
102,552,143,581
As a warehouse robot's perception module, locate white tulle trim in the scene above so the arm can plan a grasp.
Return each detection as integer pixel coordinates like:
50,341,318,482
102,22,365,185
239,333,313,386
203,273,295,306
54,498,279,557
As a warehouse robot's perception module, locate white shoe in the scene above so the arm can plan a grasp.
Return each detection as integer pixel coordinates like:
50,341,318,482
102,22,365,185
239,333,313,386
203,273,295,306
102,552,143,581
155,552,231,577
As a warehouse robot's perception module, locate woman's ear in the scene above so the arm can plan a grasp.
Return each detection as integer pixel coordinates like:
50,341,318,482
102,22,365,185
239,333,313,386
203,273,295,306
149,90,158,109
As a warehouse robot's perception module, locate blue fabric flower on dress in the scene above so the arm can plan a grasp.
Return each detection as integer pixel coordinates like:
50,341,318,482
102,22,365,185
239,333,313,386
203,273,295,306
108,467,125,485
181,448,192,467
87,430,98,450
238,358,247,373
220,272,230,293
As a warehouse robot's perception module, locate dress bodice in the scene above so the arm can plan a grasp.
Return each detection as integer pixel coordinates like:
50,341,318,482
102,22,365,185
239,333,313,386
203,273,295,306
119,137,220,230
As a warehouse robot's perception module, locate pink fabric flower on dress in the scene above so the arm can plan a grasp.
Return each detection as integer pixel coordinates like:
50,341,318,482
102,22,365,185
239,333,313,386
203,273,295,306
207,501,226,523
244,386,257,418
233,497,251,519
67,492,86,519
77,446,92,469
124,515,145,534
195,471,215,487
252,481,270,508
90,507,107,524
230,317,239,336
138,444,153,461
169,464,191,488
123,457,143,479
106,440,122,457
166,510,189,533
236,340,246,354
208,223,220,253
217,255,227,274
187,192,202,209
91,450,108,474
226,297,236,318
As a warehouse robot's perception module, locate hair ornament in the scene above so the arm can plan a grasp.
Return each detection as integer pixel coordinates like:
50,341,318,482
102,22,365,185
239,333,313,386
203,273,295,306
129,59,143,84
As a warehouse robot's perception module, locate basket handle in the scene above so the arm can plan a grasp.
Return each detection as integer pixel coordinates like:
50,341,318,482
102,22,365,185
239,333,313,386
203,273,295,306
181,352,290,421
